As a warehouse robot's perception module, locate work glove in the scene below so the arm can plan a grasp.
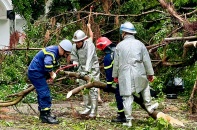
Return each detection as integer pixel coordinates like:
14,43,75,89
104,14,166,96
50,72,57,79
73,61,79,71
113,77,118,83
147,75,154,82
79,71,88,78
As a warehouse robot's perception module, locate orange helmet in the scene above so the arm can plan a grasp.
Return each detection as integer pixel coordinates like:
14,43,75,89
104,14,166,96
96,37,112,50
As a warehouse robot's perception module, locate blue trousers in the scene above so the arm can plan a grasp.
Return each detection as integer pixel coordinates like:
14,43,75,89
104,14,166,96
115,84,124,111
28,70,52,111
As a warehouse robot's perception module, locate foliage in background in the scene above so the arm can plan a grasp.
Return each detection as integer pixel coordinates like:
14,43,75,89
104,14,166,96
12,0,45,22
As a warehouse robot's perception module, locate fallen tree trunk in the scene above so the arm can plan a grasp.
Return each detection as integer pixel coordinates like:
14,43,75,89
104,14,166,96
0,72,87,107
0,71,185,127
188,75,197,114
64,71,185,127
0,84,34,107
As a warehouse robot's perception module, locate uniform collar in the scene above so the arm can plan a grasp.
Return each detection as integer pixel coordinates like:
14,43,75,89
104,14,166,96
124,34,135,40
82,40,87,49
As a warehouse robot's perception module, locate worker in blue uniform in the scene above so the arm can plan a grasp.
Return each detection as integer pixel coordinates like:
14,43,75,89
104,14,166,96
96,37,126,122
28,39,73,124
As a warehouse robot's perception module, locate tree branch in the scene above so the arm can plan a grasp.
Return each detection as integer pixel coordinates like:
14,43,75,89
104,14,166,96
164,36,197,41
183,41,197,48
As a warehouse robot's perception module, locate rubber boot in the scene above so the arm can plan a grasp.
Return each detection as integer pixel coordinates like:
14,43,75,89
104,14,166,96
80,94,91,116
146,102,159,114
39,110,59,124
123,119,132,127
88,98,98,118
88,88,98,118
111,112,126,123
141,86,159,114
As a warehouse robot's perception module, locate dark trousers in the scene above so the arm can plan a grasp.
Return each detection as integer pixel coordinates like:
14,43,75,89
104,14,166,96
28,70,52,111
108,84,144,111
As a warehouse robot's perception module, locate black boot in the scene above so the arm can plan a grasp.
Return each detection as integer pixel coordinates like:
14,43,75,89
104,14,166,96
40,110,59,124
111,112,126,123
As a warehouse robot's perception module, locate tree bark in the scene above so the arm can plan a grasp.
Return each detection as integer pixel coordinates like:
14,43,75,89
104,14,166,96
0,84,34,107
164,36,197,41
183,41,197,48
182,41,197,58
158,0,189,23
188,75,197,114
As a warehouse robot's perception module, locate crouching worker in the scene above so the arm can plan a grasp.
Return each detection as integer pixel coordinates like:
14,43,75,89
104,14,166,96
71,29,100,118
28,40,73,124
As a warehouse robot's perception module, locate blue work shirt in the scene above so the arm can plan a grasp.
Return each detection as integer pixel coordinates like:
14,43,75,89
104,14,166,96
104,53,114,88
28,46,60,78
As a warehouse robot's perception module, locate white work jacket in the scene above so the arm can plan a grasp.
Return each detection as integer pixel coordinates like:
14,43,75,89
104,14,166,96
71,38,100,81
112,35,154,96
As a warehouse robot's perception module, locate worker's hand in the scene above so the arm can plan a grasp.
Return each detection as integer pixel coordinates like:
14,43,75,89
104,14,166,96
50,72,56,79
147,75,154,82
73,61,79,67
79,72,88,78
114,77,118,83
73,61,79,68
87,23,91,28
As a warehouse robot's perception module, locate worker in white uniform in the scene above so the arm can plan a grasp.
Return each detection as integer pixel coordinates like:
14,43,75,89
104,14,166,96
71,28,100,118
112,21,159,127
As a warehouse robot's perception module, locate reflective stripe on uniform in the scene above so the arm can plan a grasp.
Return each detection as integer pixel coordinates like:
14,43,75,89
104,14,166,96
41,107,50,111
42,48,56,68
45,65,53,68
104,60,114,69
118,109,124,112
107,81,113,85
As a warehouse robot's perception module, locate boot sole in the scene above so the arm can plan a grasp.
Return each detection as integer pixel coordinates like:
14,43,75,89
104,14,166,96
41,119,59,124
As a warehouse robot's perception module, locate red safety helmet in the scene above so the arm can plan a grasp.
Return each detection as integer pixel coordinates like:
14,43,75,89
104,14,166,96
96,37,112,50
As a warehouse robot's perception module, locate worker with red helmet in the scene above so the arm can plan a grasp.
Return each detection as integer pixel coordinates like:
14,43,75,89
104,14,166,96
96,37,126,123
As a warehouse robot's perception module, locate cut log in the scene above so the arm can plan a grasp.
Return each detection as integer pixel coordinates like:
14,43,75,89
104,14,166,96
184,41,197,48
157,112,185,127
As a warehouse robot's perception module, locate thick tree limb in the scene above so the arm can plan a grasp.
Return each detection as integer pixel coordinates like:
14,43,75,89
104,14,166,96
164,36,197,41
0,84,34,107
158,0,196,33
65,71,185,127
148,36,197,53
0,72,92,107
0,71,185,126
188,76,197,114
182,41,197,57
183,41,197,48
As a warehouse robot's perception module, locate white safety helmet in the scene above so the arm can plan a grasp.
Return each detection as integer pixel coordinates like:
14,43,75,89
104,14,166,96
59,39,73,52
72,30,87,42
120,21,137,34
